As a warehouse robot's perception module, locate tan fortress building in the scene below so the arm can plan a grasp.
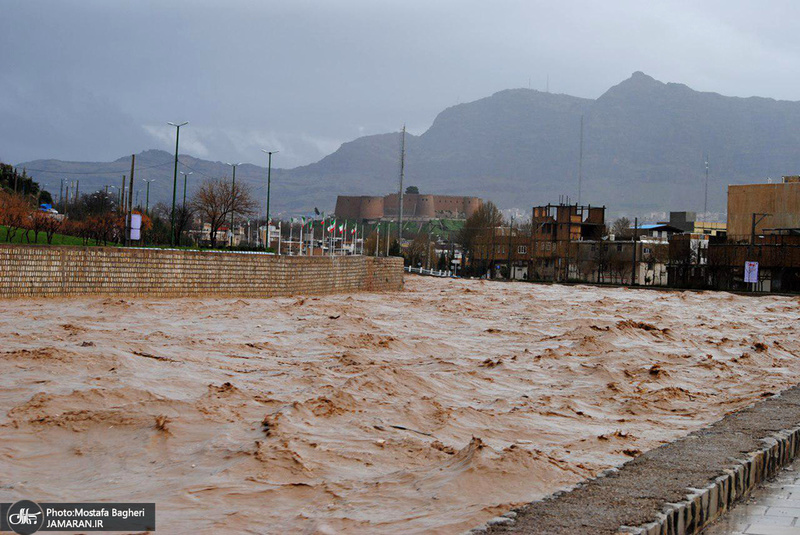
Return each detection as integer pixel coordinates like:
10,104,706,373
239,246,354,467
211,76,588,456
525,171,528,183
335,193,482,222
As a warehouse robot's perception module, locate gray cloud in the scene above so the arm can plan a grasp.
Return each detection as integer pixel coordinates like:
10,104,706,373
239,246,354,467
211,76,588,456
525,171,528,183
3,0,800,167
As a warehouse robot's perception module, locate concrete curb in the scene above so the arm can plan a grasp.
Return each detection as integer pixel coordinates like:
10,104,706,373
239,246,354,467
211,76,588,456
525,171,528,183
618,425,800,535
465,425,800,535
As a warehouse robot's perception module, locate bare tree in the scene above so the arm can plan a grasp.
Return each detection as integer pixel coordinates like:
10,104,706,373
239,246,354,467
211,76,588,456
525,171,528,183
191,177,257,247
27,210,51,243
41,214,63,244
458,201,503,275
611,217,631,237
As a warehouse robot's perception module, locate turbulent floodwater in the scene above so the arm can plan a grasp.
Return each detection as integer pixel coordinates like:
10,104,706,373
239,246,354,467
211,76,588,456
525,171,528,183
1,277,799,533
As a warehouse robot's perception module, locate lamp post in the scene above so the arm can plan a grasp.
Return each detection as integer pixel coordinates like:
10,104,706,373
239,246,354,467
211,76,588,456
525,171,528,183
261,149,279,230
168,121,188,246
143,179,155,214
226,162,242,247
180,171,192,208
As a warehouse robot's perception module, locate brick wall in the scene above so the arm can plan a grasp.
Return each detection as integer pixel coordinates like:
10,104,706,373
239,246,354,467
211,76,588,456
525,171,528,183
0,245,404,299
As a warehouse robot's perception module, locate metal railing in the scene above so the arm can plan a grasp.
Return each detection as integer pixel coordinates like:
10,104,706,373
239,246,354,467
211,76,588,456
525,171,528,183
405,266,453,277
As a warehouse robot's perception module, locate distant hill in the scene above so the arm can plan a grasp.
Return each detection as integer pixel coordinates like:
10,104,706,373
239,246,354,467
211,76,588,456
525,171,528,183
18,72,800,217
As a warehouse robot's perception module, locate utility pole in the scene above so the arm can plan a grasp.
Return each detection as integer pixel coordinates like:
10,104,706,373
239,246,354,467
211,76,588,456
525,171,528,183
578,115,584,205
750,213,770,247
59,179,64,212
120,175,126,208
398,125,406,248
168,121,189,246
143,179,155,213
126,154,135,246
64,183,70,218
180,171,192,208
507,215,514,280
631,217,638,285
703,155,710,231
75,179,80,203
227,163,241,247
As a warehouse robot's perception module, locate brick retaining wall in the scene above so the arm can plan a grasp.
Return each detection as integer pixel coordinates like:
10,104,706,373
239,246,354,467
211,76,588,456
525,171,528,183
0,245,404,298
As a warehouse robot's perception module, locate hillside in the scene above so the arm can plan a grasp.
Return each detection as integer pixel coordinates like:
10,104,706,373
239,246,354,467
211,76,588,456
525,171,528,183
18,72,800,216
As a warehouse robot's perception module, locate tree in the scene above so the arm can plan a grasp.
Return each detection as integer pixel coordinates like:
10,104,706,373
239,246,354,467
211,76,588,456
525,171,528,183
364,230,379,256
611,217,631,237
437,251,448,271
41,214,63,244
406,232,430,266
191,177,257,247
27,210,51,243
405,185,419,195
0,192,33,242
458,201,503,275
173,205,195,245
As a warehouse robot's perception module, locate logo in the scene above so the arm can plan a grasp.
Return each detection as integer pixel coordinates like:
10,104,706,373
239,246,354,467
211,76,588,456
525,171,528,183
7,500,43,535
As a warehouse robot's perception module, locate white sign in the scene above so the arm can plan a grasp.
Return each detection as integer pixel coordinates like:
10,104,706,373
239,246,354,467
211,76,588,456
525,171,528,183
744,261,759,284
130,214,142,241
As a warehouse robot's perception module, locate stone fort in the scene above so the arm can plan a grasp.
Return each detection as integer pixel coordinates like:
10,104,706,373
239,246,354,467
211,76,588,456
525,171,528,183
335,193,482,222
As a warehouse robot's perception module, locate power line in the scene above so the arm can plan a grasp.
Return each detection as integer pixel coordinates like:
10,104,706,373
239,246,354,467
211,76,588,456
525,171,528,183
176,158,214,179
22,160,174,175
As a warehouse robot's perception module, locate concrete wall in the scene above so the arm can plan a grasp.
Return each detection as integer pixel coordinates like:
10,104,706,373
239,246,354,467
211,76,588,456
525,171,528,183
728,182,800,239
0,245,404,299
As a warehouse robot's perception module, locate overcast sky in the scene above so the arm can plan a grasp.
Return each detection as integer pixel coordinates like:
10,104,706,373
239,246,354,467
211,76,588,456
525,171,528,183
2,0,799,168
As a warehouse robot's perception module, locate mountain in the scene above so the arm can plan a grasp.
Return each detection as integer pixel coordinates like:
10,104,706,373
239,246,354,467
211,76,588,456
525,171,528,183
17,72,800,217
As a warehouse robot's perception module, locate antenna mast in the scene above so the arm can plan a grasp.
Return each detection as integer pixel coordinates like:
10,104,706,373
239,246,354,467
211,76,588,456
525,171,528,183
398,125,406,242
578,115,584,205
703,154,709,222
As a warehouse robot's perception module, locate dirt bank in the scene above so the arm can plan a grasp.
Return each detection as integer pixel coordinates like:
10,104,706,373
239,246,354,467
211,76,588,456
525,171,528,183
0,277,798,533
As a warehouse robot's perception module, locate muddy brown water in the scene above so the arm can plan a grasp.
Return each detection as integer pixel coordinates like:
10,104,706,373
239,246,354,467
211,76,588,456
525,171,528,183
0,277,798,533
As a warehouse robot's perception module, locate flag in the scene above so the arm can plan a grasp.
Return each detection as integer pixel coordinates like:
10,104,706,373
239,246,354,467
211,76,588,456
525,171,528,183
338,224,344,233
351,227,356,234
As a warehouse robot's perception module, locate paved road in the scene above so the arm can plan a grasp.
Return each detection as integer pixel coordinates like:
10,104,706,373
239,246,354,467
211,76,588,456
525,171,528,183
704,459,800,534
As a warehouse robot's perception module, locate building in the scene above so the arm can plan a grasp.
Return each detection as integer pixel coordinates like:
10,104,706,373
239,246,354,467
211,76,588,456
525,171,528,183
191,222,246,247
335,193,482,222
666,211,726,236
727,176,800,241
573,240,669,286
529,203,606,281
620,223,684,241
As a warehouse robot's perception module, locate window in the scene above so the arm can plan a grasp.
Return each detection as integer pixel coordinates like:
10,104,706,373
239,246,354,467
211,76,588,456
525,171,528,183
643,247,651,255
518,245,527,254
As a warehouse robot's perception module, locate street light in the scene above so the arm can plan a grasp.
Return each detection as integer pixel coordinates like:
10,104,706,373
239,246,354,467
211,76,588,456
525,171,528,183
168,121,188,246
261,149,279,250
226,162,242,247
142,179,156,213
179,171,192,208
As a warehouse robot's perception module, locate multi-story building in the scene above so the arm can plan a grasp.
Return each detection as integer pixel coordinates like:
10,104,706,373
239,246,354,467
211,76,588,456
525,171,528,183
529,203,606,281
